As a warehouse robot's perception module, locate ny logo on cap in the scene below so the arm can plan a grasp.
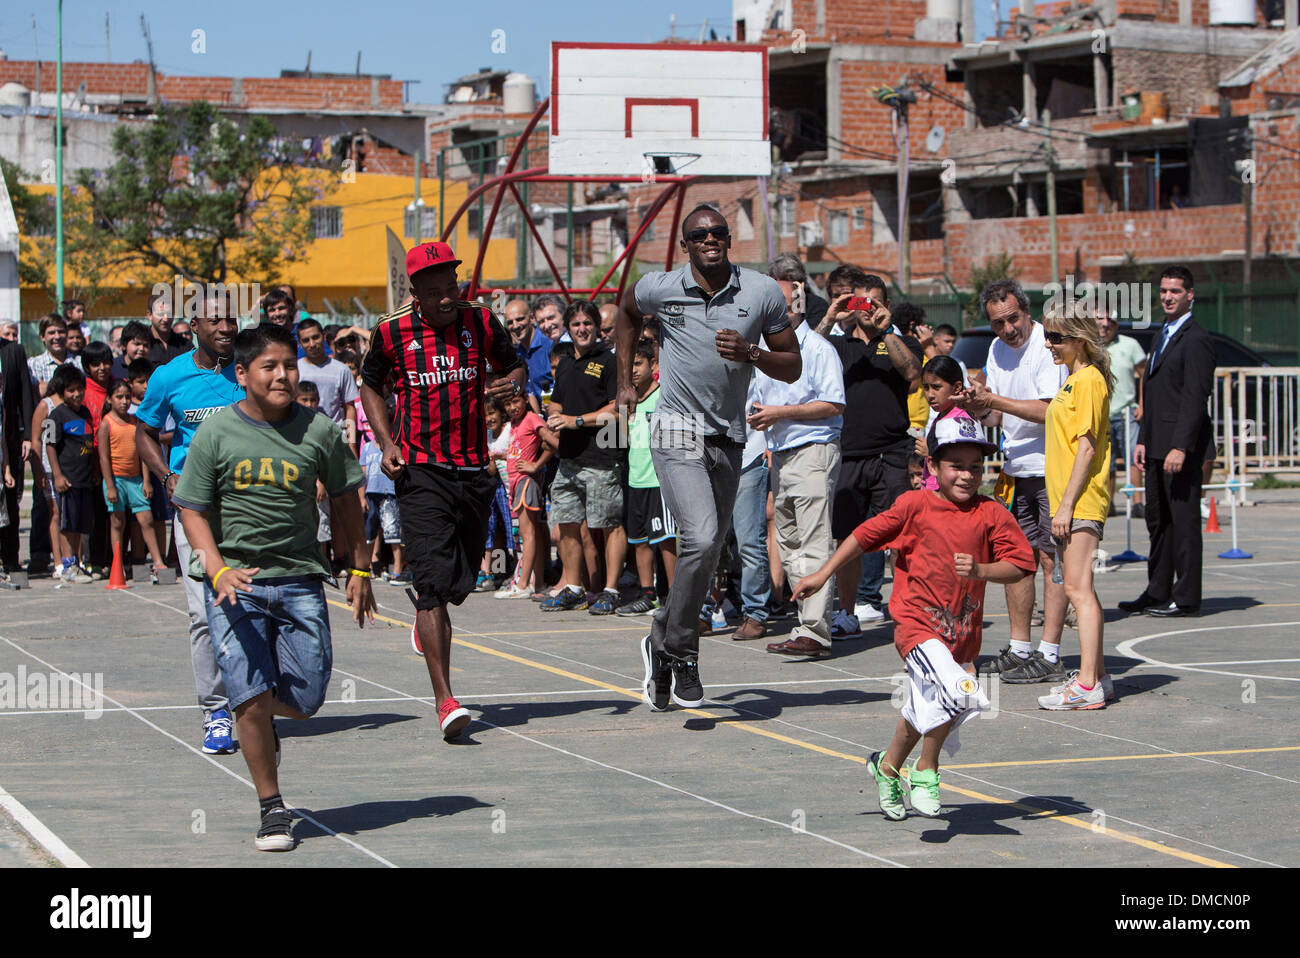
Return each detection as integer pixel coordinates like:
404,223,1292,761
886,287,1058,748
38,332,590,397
427,246,439,262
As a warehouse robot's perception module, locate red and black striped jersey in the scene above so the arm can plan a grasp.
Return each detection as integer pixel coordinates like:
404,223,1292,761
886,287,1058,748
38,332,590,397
361,300,521,469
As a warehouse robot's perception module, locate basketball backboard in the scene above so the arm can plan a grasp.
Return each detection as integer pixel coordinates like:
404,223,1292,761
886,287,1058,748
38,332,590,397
548,42,770,178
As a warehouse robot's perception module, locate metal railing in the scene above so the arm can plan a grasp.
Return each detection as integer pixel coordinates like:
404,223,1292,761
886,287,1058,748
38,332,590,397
1212,367,1300,482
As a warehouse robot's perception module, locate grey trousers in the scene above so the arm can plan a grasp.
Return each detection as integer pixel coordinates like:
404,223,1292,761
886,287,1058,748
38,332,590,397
650,431,742,660
174,517,229,716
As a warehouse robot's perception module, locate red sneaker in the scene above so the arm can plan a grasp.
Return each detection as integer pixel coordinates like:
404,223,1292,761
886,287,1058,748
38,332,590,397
411,622,423,656
438,698,471,740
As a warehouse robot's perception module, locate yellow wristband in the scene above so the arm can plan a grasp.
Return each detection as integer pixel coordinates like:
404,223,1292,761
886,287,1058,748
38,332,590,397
349,569,372,579
212,566,232,588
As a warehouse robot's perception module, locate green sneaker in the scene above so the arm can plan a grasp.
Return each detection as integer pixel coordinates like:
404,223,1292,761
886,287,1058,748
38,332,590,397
905,766,943,817
867,751,907,821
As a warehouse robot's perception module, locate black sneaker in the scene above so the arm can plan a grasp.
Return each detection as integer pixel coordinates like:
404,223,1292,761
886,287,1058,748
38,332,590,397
1000,650,1067,685
617,592,659,616
255,806,296,852
588,589,619,615
640,634,671,712
983,645,1029,675
670,657,704,708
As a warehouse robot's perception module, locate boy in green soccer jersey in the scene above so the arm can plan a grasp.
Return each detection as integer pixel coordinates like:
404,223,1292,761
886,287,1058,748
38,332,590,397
173,325,375,852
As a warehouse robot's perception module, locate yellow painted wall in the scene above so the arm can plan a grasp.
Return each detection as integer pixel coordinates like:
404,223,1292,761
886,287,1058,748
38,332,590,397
19,173,517,319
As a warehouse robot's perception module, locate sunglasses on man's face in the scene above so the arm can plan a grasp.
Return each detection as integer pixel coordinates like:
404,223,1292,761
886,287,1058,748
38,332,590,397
684,226,730,243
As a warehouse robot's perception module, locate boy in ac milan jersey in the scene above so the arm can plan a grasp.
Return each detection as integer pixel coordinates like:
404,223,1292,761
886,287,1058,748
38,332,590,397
359,242,526,740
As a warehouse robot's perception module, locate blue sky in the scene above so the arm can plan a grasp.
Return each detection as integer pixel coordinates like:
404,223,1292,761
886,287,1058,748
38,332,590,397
4,2,1007,102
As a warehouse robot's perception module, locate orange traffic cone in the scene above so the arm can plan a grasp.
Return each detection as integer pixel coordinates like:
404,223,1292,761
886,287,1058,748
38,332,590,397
1204,497,1221,534
105,541,129,590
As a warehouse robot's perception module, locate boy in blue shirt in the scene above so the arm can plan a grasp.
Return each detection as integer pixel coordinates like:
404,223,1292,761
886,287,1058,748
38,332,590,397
135,302,245,753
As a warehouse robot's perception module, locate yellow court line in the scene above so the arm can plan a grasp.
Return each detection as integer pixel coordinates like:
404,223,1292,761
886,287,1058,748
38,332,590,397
331,600,1237,868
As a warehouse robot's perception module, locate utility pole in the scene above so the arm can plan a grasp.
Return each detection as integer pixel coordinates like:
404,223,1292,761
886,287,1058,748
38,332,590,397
1242,162,1253,344
56,0,65,307
1044,107,1059,285
897,102,911,296
139,15,158,105
105,12,110,61
872,82,916,295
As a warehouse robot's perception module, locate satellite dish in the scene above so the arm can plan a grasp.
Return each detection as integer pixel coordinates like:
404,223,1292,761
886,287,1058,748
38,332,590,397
925,126,946,154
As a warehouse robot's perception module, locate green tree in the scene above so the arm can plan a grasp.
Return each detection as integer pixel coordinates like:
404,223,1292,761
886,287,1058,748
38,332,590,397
76,101,334,290
963,253,1020,327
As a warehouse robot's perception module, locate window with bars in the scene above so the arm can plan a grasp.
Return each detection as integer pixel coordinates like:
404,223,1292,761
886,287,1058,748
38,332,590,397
404,206,438,239
778,196,796,237
310,206,342,239
827,209,849,247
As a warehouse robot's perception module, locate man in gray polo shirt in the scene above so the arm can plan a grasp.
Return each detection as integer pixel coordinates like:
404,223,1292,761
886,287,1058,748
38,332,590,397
616,204,801,711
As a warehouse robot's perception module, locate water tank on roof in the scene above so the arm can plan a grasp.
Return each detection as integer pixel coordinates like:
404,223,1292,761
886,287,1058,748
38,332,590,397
1209,0,1257,24
926,0,960,18
503,73,535,115
0,82,31,107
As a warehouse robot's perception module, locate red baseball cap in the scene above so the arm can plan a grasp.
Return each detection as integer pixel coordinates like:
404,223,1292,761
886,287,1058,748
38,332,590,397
405,241,462,278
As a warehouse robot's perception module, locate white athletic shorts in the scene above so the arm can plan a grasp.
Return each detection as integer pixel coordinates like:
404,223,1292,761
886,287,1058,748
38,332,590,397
902,638,990,757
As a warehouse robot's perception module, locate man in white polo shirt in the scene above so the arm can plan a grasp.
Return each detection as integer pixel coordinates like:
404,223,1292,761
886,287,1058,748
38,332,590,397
958,279,1069,684
750,273,845,657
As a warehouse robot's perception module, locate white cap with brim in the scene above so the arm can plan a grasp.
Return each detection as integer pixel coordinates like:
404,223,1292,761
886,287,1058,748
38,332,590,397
929,415,998,457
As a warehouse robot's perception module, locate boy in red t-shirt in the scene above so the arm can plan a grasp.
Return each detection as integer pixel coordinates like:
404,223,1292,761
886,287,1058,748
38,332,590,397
794,416,1035,820
499,393,551,598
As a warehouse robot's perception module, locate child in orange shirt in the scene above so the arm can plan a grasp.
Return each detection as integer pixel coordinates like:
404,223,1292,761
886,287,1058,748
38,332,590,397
97,379,167,578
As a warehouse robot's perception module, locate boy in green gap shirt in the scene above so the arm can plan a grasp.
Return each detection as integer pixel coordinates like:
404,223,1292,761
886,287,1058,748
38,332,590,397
173,324,375,852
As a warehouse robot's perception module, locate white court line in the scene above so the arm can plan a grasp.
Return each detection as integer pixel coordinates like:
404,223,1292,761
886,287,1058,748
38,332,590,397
0,783,91,867
1156,658,1300,667
369,596,1292,863
0,633,397,868
0,676,884,719
1115,622,1300,682
116,588,897,865
330,665,905,867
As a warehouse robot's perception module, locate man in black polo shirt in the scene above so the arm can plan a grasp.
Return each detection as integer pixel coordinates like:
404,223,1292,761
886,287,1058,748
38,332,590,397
817,273,922,637
146,289,193,365
540,300,626,614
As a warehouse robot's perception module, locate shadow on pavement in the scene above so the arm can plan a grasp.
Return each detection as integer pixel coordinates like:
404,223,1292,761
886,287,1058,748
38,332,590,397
277,712,421,738
474,697,640,730
683,686,891,728
294,794,493,839
913,794,1094,843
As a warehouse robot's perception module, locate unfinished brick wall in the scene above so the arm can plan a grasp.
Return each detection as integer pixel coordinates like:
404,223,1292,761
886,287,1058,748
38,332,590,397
1112,48,1254,116
0,60,402,110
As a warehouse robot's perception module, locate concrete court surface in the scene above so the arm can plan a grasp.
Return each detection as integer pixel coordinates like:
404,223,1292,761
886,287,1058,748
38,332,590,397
0,490,1296,869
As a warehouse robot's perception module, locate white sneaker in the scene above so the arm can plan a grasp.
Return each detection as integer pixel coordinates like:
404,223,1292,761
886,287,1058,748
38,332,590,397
1200,500,1211,521
710,609,728,630
830,609,860,639
855,602,885,622
1038,677,1106,710
494,583,531,599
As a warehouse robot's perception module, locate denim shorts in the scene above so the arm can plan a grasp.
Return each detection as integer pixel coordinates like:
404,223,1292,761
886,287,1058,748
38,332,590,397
204,577,333,714
365,493,403,544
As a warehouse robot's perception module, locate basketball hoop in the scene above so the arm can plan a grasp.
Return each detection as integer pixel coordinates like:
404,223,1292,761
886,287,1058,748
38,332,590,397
642,152,703,176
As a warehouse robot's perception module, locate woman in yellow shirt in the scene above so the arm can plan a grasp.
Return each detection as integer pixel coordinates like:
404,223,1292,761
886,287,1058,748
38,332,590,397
1039,302,1115,710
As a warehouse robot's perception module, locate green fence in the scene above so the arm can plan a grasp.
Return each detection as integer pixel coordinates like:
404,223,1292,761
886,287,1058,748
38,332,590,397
897,282,1300,365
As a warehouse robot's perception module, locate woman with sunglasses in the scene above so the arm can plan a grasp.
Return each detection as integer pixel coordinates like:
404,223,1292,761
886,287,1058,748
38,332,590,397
1038,302,1116,710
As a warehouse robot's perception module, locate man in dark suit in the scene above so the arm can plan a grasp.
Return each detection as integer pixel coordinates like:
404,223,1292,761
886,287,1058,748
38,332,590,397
1119,265,1215,618
1,334,37,573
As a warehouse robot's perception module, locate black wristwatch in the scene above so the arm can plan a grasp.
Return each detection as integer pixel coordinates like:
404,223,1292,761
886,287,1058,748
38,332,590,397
746,343,761,362
575,415,585,429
